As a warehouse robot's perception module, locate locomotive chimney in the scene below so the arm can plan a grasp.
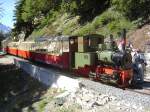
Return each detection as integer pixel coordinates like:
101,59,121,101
121,29,126,53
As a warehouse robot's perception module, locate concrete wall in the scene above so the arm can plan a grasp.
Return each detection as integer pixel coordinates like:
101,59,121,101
14,59,79,91
145,53,150,65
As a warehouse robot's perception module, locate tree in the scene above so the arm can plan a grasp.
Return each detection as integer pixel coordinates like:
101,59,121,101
112,0,150,22
13,0,61,38
13,0,25,35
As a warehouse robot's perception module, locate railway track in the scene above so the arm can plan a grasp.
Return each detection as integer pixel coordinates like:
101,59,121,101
126,79,150,96
127,87,150,96
131,88,150,96
7,55,150,96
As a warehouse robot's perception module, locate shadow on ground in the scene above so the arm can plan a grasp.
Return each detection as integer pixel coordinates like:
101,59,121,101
142,81,150,89
0,64,48,112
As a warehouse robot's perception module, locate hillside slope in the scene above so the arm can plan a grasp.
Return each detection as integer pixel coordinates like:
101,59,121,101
27,10,135,40
11,0,150,52
13,0,150,39
128,25,150,51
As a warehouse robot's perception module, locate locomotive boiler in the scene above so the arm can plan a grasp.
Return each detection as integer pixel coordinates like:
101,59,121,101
93,30,132,87
96,30,131,69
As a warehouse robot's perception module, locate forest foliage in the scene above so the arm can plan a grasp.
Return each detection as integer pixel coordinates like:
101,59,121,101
13,0,150,39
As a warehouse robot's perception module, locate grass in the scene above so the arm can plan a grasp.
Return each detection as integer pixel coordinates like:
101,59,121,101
73,8,137,37
22,88,64,112
37,100,47,112
22,88,82,112
55,104,81,112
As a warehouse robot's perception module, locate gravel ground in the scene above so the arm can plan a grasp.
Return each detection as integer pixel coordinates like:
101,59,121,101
80,79,150,111
43,81,150,112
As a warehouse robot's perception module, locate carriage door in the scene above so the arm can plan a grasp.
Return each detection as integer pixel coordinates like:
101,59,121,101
69,36,78,70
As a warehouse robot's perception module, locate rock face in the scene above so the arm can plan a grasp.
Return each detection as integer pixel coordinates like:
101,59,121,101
49,83,148,112
67,87,116,110
128,25,150,51
44,86,117,112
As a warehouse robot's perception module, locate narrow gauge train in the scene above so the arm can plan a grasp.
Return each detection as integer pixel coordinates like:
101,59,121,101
2,30,133,87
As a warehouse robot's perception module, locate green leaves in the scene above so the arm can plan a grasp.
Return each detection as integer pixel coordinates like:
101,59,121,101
111,0,150,22
12,0,150,39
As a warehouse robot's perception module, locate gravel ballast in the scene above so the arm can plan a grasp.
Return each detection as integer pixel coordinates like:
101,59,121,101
80,79,150,111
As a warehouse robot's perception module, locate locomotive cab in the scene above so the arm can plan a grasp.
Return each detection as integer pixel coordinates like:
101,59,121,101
71,34,104,77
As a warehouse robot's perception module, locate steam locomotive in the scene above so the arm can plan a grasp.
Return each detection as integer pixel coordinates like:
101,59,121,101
2,29,133,87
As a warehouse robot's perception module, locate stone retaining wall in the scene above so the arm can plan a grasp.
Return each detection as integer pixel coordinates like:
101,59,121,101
14,59,79,91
